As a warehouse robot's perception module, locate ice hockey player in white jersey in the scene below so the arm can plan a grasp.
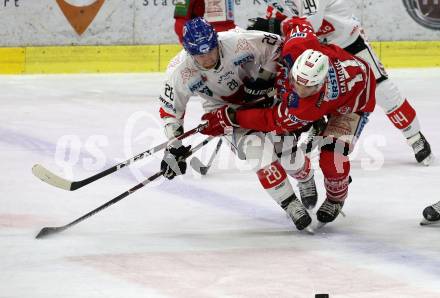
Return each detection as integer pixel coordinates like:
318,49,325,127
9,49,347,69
158,17,316,231
248,0,433,165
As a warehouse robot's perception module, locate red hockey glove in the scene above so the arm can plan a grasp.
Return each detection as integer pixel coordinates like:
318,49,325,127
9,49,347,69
201,105,237,136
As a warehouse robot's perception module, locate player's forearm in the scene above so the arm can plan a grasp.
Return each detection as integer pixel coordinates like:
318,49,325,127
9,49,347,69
235,107,279,132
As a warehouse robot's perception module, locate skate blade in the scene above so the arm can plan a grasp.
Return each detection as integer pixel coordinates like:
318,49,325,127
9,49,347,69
306,222,326,234
304,226,315,235
420,219,440,226
421,154,435,166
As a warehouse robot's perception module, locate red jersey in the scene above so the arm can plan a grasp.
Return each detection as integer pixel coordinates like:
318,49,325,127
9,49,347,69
235,17,376,134
174,0,236,44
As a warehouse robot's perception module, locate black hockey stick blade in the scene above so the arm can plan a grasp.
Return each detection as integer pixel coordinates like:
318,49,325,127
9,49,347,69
36,226,66,239
35,137,213,239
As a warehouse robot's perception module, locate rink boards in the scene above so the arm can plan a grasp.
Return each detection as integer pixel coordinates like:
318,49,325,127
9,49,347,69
1,41,440,74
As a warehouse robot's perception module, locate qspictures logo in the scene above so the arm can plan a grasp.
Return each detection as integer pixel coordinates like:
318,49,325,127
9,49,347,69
56,0,106,35
403,0,440,30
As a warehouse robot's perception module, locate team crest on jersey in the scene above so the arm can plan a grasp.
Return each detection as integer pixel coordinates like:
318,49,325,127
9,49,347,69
233,54,255,66
236,39,253,53
337,106,352,115
326,65,339,100
181,67,198,84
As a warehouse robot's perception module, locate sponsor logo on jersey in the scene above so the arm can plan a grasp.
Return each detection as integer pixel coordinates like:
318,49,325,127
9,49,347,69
289,32,307,39
288,114,312,126
217,71,234,84
402,0,440,30
189,79,213,96
159,96,176,112
233,54,255,66
354,113,370,139
287,92,300,108
189,80,204,93
315,92,325,108
334,60,347,94
56,0,106,35
326,65,339,100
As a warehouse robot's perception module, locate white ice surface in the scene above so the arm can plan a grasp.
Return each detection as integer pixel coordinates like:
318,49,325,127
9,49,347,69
1,70,440,298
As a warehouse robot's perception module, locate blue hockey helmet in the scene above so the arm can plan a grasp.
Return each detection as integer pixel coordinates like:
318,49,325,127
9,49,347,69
182,17,218,55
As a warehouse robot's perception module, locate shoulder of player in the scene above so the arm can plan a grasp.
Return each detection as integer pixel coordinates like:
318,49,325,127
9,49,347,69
218,28,278,44
166,50,199,76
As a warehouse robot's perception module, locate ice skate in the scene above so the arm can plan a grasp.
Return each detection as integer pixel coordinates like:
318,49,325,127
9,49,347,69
316,198,345,227
420,201,440,226
298,175,318,210
408,132,433,166
281,194,312,231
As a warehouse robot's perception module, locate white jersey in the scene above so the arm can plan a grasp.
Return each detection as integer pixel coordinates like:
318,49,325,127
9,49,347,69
265,0,361,48
159,29,282,128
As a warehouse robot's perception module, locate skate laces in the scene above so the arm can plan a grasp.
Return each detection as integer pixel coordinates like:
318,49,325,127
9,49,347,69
320,200,346,217
298,177,317,198
409,133,426,154
431,201,440,213
286,198,308,220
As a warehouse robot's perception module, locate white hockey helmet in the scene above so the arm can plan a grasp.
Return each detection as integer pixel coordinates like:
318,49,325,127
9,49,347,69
290,49,329,87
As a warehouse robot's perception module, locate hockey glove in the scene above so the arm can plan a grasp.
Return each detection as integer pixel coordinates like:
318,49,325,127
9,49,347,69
247,17,282,35
161,142,192,180
201,105,237,136
243,78,276,107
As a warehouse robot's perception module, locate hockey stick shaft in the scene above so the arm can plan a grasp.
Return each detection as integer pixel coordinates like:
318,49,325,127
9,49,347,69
32,123,208,191
35,136,213,239
191,138,223,175
206,138,223,168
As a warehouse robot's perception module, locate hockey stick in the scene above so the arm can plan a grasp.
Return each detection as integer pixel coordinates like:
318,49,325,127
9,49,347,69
190,138,223,175
188,93,274,176
35,136,213,239
32,123,208,191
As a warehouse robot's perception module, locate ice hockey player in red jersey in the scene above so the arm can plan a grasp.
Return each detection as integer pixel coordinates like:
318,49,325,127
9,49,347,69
174,0,236,43
248,0,433,166
201,17,376,225
159,17,316,231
